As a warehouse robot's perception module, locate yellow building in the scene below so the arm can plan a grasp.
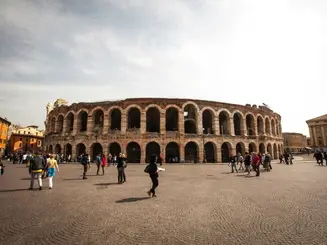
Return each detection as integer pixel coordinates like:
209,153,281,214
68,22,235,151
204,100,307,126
0,117,11,155
8,125,44,153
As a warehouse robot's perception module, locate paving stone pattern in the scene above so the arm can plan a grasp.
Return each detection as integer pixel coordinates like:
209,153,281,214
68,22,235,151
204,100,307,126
0,156,327,245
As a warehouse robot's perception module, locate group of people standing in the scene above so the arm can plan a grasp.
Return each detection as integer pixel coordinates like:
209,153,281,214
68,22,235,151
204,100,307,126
229,152,272,177
279,152,294,165
313,151,327,165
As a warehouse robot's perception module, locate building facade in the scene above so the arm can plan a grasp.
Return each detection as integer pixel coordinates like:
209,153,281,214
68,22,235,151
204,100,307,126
0,117,11,155
306,114,327,151
8,125,44,153
283,132,307,152
44,98,283,163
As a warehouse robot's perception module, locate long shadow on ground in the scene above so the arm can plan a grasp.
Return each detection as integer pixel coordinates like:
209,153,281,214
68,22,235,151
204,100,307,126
94,183,119,186
116,197,150,203
0,188,29,193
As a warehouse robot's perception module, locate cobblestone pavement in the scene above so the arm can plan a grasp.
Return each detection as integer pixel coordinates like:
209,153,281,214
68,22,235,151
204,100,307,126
1,156,327,245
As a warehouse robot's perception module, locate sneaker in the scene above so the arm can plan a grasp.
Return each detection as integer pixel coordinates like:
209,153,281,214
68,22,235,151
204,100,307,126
83,176,87,179
147,191,151,197
152,194,158,197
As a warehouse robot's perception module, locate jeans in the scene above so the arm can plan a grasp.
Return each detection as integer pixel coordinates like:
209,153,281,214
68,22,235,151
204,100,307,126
231,162,238,173
150,175,159,195
118,169,126,183
83,164,88,178
30,172,42,188
252,164,260,176
96,164,104,175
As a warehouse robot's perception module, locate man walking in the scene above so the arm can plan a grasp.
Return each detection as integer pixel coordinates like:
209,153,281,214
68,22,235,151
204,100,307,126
251,152,261,177
80,153,90,179
29,151,46,190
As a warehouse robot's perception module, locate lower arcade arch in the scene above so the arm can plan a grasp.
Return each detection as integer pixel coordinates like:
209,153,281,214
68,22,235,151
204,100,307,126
91,143,103,161
108,142,121,157
165,142,180,163
185,142,199,163
236,142,245,156
267,143,273,156
48,145,53,154
76,143,86,157
65,143,72,156
126,142,141,163
249,143,257,154
204,142,216,163
221,142,231,163
55,144,62,154
146,142,161,163
273,143,278,159
259,143,266,154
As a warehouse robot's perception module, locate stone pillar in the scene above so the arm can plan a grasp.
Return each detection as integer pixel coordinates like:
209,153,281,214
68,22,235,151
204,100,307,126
121,111,127,134
63,118,68,134
230,117,235,136
72,144,76,161
198,115,203,135
214,117,219,135
242,118,247,136
199,143,204,163
103,142,109,157
321,125,326,146
161,142,166,164
160,112,166,135
103,113,109,134
179,110,184,135
217,147,222,163
313,126,318,146
87,115,94,136
141,143,146,164
73,115,78,135
180,142,185,163
140,111,146,134
254,121,258,136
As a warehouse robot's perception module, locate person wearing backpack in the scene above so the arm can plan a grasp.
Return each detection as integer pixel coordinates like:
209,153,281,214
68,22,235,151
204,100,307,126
117,153,127,184
147,155,159,197
244,152,251,175
28,151,46,190
80,153,90,179
95,153,102,175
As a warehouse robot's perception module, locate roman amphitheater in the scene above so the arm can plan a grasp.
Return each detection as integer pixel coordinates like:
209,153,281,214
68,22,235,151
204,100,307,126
44,98,283,163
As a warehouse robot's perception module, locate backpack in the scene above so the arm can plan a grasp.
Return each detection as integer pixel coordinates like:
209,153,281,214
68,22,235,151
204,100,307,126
144,165,150,173
264,155,270,163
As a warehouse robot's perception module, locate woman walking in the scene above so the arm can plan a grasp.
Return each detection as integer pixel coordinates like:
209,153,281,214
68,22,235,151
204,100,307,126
147,155,159,197
47,154,59,189
101,154,106,175
117,153,127,184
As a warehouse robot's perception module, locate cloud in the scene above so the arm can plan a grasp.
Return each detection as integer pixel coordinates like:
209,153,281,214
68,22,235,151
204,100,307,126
1,0,327,135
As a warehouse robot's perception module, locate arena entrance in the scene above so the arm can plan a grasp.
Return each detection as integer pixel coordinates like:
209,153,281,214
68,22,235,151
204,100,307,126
165,142,180,163
126,142,141,163
185,142,198,163
146,142,161,163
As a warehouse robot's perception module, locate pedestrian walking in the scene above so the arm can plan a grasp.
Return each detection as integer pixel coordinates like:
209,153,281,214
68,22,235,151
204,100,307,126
100,154,106,175
95,153,102,175
229,154,238,173
47,154,59,189
251,153,261,177
146,155,159,197
28,151,46,190
244,152,251,175
238,153,244,171
80,153,90,179
117,153,127,184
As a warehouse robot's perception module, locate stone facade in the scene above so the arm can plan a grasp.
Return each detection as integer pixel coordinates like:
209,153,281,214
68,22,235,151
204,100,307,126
0,117,11,155
306,114,327,151
283,132,307,152
44,98,284,163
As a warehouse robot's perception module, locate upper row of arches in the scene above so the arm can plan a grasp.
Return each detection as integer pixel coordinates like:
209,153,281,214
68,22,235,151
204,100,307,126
47,103,282,137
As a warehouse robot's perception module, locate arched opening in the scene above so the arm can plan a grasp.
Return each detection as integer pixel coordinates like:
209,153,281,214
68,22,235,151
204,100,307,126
166,107,179,131
91,142,103,162
146,107,160,133
128,108,141,129
93,109,104,129
108,142,121,157
78,111,88,132
202,110,214,134
66,113,74,133
219,111,230,135
265,118,271,135
185,142,198,163
165,142,180,163
126,142,141,163
204,142,216,163
233,113,242,136
221,142,231,163
236,142,245,156
271,119,276,135
276,123,279,136
257,116,264,135
273,143,278,159
184,104,197,134
249,142,257,153
57,115,64,133
51,117,56,133
259,143,266,154
48,145,53,154
267,143,272,156
55,144,62,154
76,143,86,157
246,114,255,136
110,109,121,130
65,143,72,156
146,142,161,163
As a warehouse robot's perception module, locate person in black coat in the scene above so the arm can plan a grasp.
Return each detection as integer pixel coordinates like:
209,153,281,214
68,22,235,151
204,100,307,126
117,153,127,184
147,155,159,197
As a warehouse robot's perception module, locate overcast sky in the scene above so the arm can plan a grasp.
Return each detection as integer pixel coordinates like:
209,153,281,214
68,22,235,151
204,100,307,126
1,0,326,135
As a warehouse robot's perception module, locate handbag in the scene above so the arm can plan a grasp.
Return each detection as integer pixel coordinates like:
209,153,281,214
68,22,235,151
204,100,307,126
144,165,150,173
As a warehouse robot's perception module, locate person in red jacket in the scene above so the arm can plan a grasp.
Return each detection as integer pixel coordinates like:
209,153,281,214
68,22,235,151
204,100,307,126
251,153,261,177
